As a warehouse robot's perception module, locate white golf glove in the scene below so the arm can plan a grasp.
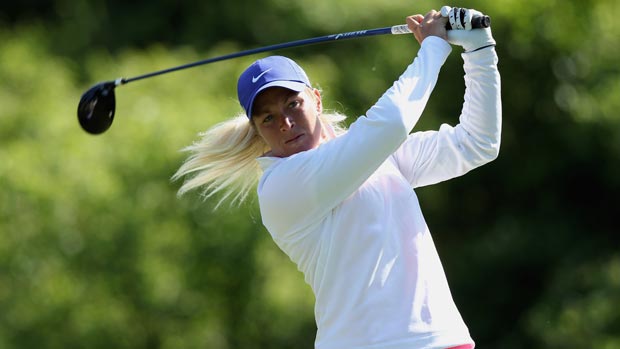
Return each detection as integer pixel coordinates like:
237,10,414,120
442,6,496,53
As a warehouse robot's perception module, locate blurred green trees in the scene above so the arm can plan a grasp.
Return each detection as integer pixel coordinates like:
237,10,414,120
1,0,619,348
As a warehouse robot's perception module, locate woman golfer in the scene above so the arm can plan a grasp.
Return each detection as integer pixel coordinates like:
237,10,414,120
174,7,501,349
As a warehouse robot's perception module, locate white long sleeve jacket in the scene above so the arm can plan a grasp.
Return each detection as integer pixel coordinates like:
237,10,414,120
256,37,501,349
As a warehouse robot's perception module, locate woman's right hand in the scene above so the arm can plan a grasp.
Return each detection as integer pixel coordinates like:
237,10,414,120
406,10,448,45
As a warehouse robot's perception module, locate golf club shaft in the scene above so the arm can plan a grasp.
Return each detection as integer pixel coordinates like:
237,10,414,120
121,26,408,85
120,15,489,85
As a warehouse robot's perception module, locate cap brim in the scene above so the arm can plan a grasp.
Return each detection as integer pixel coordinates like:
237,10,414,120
246,80,309,118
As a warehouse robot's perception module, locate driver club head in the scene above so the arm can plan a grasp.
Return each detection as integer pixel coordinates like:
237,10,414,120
77,81,117,134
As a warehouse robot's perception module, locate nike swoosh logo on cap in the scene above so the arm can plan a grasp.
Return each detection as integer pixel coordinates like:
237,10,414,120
252,69,272,83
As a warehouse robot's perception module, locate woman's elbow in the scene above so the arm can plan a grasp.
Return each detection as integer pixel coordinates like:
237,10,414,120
481,139,501,163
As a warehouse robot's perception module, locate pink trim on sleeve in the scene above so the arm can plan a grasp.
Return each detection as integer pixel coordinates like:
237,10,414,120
446,344,475,349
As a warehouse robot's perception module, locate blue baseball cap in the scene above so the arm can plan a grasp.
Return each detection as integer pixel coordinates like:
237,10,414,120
237,56,311,118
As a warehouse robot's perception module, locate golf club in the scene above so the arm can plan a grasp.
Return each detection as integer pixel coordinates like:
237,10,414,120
78,10,490,135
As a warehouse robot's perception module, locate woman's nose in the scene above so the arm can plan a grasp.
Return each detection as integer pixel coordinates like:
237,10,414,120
280,114,295,131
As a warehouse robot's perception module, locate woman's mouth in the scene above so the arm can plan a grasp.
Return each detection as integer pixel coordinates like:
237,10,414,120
285,134,304,144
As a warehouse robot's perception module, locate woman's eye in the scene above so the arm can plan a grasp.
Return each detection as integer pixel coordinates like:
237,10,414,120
262,115,273,123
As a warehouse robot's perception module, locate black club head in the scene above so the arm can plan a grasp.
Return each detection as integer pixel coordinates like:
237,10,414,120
77,81,117,135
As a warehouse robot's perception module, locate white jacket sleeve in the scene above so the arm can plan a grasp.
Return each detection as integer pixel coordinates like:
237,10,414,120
392,46,502,188
258,37,452,237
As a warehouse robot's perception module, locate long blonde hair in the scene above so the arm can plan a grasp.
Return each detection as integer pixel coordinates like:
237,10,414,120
172,89,347,209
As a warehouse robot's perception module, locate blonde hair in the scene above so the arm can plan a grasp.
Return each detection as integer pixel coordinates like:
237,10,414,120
172,89,347,209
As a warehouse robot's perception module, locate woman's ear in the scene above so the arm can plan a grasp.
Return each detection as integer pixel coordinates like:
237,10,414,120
313,88,323,114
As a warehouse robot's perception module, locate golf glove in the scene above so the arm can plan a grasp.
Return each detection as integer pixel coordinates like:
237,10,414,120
442,6,496,53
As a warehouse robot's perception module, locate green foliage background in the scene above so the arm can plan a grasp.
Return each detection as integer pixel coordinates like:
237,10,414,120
1,0,619,348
